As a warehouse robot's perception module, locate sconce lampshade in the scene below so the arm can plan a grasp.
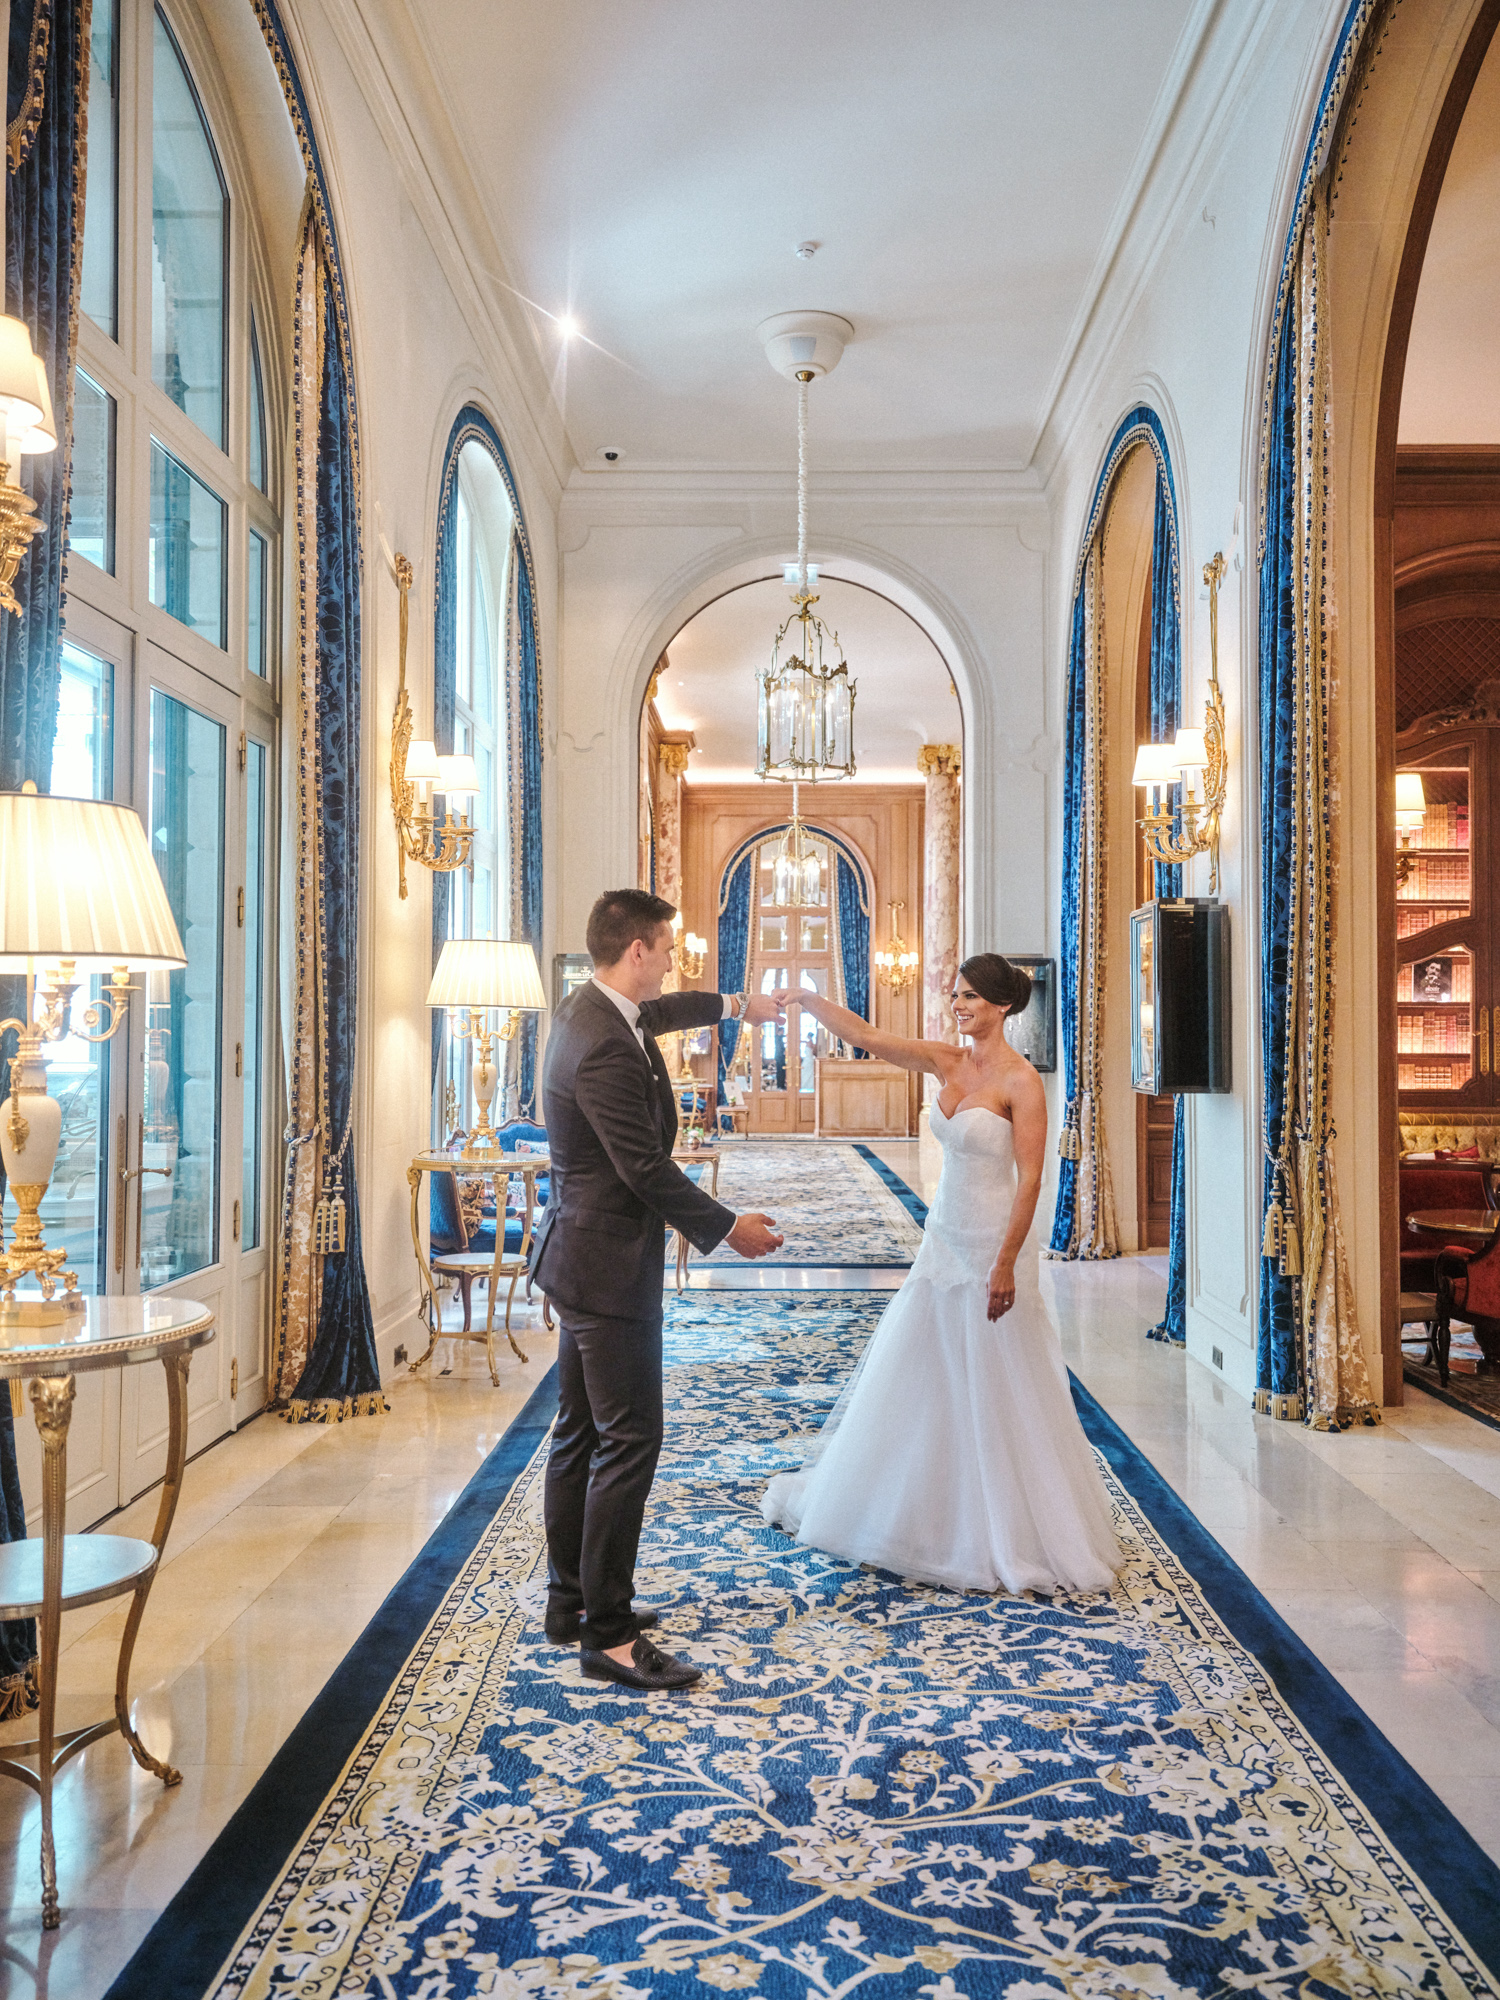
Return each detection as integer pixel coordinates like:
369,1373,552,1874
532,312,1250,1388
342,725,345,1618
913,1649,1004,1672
1395,772,1427,825
1131,742,1179,788
1172,728,1208,772
0,786,187,970
426,937,548,1013
436,753,480,796
405,739,441,784
0,316,42,433
13,354,55,455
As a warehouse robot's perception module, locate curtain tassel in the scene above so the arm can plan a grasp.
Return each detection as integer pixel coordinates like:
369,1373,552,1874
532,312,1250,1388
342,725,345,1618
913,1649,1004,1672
1261,1199,1283,1263
1058,1102,1082,1161
1280,1221,1302,1276
312,1168,346,1256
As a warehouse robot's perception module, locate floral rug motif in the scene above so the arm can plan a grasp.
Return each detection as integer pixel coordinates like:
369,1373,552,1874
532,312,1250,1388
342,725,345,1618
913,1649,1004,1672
690,1144,924,1266
196,1291,1498,2000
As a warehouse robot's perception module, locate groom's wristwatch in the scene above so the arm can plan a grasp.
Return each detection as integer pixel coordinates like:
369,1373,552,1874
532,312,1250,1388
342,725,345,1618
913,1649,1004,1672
727,992,747,1020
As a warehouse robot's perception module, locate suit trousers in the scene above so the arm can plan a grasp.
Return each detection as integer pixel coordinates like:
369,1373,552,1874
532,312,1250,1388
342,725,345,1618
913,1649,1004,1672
544,1305,663,1649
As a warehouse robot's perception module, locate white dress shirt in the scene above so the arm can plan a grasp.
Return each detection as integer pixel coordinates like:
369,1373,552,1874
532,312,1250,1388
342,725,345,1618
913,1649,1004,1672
591,977,735,1053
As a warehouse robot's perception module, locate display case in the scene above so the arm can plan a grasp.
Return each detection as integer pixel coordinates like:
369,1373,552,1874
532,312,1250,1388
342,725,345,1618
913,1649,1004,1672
1130,899,1230,1095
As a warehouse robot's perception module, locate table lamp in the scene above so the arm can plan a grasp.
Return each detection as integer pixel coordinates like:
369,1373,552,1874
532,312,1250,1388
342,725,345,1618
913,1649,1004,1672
0,783,187,1319
426,938,547,1147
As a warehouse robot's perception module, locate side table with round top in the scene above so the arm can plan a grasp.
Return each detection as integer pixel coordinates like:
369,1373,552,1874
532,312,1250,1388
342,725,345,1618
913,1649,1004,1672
0,1294,215,1928
1406,1211,1500,1384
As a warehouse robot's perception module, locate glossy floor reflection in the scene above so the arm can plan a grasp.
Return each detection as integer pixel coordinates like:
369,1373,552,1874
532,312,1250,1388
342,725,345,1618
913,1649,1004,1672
6,1140,1500,1992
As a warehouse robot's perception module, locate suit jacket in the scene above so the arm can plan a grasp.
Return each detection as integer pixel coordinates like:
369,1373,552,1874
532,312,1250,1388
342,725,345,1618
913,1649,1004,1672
528,981,736,1319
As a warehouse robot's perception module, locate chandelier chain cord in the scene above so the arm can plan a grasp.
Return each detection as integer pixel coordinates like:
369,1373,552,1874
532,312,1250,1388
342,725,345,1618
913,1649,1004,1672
797,374,809,589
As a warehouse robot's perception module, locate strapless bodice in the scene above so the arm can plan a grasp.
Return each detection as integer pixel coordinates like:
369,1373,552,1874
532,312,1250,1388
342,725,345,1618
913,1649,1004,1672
909,1102,1036,1293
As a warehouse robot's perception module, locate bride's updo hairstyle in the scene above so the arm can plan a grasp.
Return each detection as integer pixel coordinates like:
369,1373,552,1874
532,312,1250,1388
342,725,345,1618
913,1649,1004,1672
957,953,1032,1020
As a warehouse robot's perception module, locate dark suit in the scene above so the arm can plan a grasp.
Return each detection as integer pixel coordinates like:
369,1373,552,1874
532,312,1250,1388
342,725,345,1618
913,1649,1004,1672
531,980,735,1646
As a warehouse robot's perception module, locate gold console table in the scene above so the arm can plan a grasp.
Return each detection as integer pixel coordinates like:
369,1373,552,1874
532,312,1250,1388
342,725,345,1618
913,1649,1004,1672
0,1293,215,1929
407,1149,550,1381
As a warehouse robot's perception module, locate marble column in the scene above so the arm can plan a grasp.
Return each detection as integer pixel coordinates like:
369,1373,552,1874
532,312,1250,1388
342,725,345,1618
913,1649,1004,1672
656,739,691,912
919,744,961,1044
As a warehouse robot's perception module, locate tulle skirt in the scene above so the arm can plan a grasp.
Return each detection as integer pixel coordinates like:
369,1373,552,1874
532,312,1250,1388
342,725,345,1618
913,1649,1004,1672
761,1268,1122,1596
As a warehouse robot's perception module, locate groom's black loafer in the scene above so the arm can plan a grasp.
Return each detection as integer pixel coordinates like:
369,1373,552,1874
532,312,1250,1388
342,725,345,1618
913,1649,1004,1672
580,1635,702,1691
545,1606,660,1646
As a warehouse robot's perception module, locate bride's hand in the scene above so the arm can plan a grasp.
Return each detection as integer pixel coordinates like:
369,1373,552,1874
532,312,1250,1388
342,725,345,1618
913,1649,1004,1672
987,1260,1017,1322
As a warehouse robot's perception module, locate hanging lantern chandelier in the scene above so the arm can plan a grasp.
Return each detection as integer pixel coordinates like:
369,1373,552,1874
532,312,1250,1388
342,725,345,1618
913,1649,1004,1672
770,781,825,910
756,327,857,785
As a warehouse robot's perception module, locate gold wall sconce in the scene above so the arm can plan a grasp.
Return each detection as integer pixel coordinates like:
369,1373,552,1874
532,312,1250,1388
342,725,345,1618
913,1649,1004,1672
426,938,548,1148
671,913,708,981
1133,551,1229,894
874,901,921,994
390,551,481,899
0,316,56,616
1395,771,1426,886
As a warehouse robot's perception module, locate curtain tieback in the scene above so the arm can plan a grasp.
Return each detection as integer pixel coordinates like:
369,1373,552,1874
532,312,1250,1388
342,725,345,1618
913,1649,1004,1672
1058,1099,1082,1162
1261,1151,1302,1276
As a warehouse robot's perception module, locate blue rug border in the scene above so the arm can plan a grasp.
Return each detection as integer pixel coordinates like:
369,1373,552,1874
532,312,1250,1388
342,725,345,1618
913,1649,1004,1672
101,1363,562,2000
1403,1365,1500,1436
853,1141,930,1227
1070,1373,1500,1977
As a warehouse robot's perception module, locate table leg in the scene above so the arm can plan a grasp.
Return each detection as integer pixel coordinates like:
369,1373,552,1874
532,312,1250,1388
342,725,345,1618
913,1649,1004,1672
406,1165,442,1374
29,1375,74,1932
114,1352,189,1787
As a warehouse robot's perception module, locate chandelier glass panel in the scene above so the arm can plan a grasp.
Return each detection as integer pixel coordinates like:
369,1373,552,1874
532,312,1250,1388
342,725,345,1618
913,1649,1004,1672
756,374,857,784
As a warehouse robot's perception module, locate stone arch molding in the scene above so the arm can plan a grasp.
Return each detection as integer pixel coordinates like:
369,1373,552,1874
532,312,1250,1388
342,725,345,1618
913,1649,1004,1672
603,531,998,939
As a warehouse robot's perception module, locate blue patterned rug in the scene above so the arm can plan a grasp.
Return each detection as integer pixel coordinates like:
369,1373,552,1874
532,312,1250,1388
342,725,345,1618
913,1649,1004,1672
689,1143,925,1265
108,1287,1500,2000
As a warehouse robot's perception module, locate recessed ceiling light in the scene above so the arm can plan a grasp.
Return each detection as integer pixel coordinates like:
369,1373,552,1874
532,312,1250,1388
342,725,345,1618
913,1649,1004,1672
558,315,580,340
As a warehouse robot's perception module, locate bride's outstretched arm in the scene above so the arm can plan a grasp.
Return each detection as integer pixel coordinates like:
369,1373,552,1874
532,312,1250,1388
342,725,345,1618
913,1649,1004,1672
792,991,959,1079
988,1065,1048,1321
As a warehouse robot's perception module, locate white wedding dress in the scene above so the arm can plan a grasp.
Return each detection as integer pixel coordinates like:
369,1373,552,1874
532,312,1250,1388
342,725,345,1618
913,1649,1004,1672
762,1103,1122,1595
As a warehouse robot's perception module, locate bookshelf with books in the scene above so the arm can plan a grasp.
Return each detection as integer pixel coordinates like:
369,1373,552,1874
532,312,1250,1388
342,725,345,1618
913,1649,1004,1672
1395,737,1482,1104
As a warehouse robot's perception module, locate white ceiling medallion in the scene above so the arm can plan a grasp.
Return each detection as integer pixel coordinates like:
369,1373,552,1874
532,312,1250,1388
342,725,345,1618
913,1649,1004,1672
756,310,854,381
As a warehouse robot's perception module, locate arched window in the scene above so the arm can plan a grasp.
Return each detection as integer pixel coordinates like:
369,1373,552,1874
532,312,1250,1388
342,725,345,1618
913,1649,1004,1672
35,0,296,1501
449,445,514,940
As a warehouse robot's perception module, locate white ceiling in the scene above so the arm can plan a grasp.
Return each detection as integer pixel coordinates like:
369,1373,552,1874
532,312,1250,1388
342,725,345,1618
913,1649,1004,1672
411,1,1197,472
655,575,959,785
1401,31,1500,442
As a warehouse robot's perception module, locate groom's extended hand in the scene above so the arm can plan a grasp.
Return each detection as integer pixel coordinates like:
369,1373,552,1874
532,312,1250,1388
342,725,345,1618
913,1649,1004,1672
726,1212,783,1258
741,993,783,1026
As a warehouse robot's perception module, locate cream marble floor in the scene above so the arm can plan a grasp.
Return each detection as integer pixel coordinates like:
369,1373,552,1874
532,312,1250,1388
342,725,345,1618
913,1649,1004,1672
5,1134,1500,1992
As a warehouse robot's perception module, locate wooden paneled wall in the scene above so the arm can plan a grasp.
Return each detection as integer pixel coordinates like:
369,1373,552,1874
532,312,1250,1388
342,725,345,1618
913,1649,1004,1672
681,781,926,1054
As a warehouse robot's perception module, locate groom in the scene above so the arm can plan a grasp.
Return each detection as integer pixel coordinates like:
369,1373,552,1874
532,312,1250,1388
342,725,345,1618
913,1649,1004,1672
529,889,784,1690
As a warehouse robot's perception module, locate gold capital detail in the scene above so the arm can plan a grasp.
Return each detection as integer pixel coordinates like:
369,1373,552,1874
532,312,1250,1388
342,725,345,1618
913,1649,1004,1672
918,744,961,778
659,743,692,778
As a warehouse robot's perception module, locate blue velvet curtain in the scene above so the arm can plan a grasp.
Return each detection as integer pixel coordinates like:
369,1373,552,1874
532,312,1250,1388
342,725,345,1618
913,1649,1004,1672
0,0,93,1715
717,850,753,1094
836,853,870,1055
431,502,457,1092
516,551,543,1114
430,408,544,1117
1048,585,1088,1255
1257,311,1299,1411
1145,468,1187,1346
284,232,381,1418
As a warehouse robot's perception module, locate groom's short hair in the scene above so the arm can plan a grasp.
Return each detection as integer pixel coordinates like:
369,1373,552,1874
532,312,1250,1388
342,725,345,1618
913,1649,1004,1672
587,889,677,968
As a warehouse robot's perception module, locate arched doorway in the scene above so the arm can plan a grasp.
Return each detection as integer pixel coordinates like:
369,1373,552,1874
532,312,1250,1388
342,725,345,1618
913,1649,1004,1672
636,574,960,1139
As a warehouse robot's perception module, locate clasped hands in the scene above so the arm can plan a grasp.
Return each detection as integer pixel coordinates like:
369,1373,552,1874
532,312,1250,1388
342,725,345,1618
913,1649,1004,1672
723,990,793,1259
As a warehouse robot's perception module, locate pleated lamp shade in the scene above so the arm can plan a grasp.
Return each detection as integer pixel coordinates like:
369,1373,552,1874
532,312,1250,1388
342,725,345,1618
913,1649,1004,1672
0,785,187,970
427,938,547,1012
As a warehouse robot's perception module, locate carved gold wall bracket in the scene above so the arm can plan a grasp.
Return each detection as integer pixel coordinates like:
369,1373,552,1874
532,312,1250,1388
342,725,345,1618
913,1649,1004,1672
389,551,476,899
1138,551,1229,895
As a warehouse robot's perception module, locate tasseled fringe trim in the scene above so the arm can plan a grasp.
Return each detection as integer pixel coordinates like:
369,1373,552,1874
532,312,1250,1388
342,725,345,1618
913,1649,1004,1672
1260,1200,1302,1274
1253,1389,1304,1422
0,1661,37,1720
278,1393,390,1426
1042,1244,1121,1264
1145,1323,1186,1347
1307,1402,1382,1433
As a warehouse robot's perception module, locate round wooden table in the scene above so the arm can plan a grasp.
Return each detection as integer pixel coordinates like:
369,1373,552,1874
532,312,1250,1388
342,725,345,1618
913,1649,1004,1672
0,1294,215,1928
1406,1208,1500,1242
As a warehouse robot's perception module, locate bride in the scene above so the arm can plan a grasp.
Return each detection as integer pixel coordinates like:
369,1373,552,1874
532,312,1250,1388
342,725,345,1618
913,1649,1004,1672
762,954,1121,1597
